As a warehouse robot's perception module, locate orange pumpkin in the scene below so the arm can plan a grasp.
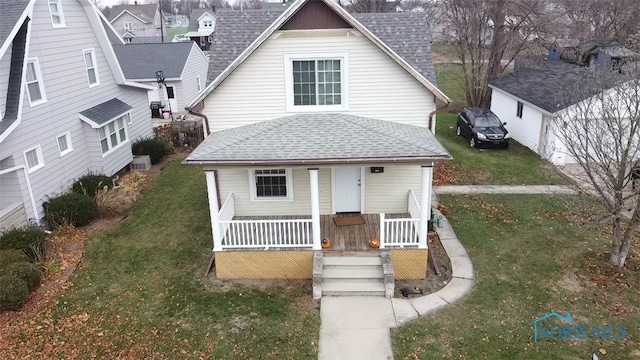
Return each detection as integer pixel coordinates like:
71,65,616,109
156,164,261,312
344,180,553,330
321,238,332,249
369,237,381,249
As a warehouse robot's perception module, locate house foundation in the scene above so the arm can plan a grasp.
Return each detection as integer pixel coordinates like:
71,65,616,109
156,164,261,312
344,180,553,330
390,249,429,280
215,251,313,279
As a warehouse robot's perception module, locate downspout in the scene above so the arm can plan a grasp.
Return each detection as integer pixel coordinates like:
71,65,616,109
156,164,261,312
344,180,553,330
0,165,38,223
428,96,452,134
187,104,211,138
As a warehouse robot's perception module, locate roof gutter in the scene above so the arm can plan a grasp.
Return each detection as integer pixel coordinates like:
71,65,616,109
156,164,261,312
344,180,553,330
428,97,452,134
182,155,452,167
187,102,211,137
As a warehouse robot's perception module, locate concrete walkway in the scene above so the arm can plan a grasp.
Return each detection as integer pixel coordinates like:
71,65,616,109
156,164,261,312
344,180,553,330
434,185,577,195
317,193,476,359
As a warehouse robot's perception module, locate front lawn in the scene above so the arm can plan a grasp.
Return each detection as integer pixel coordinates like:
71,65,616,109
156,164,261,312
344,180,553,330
393,194,640,359
0,160,319,358
435,63,466,114
434,114,570,185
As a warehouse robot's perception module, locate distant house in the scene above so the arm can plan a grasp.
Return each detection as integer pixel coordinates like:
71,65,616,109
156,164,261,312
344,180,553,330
184,8,216,50
102,2,166,43
113,42,209,113
166,14,189,28
489,59,626,165
0,0,155,231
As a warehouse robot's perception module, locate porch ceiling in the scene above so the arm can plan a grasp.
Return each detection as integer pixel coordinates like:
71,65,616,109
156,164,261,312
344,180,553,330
184,113,452,166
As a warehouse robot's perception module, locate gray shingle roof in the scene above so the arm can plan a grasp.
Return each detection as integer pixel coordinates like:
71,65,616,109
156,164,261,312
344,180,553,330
490,60,625,113
129,36,172,44
103,4,158,23
185,113,451,165
207,6,436,85
0,0,30,48
113,42,195,80
79,98,132,127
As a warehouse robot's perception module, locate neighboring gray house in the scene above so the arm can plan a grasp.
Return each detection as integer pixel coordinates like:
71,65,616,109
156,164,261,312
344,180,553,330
184,8,216,50
113,42,209,114
102,2,165,43
0,0,155,231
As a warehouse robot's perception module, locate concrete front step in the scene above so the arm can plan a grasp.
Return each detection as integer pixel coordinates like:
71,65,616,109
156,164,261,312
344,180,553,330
322,282,386,296
322,269,384,282
323,256,382,266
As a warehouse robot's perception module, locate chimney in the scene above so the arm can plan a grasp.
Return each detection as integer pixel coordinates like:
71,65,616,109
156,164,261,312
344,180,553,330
212,5,216,13
282,0,286,5
134,1,138,5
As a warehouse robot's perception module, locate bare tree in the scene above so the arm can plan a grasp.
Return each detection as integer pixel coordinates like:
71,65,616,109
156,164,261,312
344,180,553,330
443,0,549,107
339,0,397,12
553,67,640,268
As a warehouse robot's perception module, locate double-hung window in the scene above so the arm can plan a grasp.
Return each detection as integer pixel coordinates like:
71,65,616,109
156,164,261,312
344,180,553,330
26,58,46,106
97,114,129,155
250,169,293,201
48,0,65,27
124,22,133,31
83,49,100,87
24,145,45,173
285,54,348,112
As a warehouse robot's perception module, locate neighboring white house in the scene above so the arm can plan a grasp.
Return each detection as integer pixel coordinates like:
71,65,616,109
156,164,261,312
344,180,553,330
113,42,209,113
102,2,166,43
489,59,626,165
184,8,216,50
183,0,452,283
0,0,154,231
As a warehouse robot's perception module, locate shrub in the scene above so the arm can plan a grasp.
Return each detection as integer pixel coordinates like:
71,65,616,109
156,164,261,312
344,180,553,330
3,262,42,292
0,275,29,311
95,187,136,217
72,174,114,197
0,228,47,262
44,193,98,228
0,249,30,268
132,137,174,164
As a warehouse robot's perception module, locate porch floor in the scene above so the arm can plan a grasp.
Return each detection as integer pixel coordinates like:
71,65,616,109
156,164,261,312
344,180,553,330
233,213,410,251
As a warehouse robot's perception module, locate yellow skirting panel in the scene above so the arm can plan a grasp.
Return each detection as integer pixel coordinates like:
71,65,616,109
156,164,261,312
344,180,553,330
216,251,313,279
390,249,429,280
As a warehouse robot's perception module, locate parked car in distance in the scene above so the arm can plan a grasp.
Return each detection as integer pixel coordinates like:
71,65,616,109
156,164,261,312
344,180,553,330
456,107,510,149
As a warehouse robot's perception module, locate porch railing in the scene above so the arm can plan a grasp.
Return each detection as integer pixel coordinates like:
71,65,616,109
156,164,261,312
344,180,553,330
379,190,421,248
217,193,313,249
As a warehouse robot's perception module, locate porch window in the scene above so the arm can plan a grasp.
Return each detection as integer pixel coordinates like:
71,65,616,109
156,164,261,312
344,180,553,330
250,169,293,200
285,54,348,112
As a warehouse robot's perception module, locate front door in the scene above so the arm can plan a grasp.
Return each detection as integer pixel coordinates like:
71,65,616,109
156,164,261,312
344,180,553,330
166,86,178,113
334,167,361,213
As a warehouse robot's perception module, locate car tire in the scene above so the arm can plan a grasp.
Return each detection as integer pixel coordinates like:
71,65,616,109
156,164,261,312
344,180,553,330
470,137,476,148
456,125,462,136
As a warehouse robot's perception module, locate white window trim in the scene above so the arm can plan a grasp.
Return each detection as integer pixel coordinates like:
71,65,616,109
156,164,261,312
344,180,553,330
284,53,349,113
83,48,100,88
23,145,45,173
248,168,294,202
56,132,73,157
25,58,47,107
98,113,130,157
124,22,133,31
48,0,66,28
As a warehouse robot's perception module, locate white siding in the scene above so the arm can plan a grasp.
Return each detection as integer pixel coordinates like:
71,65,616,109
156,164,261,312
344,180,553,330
0,203,28,233
0,43,11,115
203,29,435,132
111,12,160,37
490,88,545,153
176,44,208,111
1,0,153,220
364,165,422,214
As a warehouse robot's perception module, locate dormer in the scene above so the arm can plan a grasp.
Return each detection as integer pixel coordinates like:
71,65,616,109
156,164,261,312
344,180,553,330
197,11,216,31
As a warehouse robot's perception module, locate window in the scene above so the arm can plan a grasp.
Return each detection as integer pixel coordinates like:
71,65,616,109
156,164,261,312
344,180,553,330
250,169,293,200
83,49,100,87
285,54,347,112
48,0,65,27
202,20,213,28
25,58,46,106
516,101,523,118
196,75,201,92
124,22,133,31
124,37,132,44
56,132,73,157
24,145,45,173
97,114,129,155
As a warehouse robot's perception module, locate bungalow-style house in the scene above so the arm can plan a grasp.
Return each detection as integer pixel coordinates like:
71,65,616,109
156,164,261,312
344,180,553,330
489,58,626,165
183,0,452,295
184,8,216,50
113,42,209,114
102,2,165,43
0,0,154,231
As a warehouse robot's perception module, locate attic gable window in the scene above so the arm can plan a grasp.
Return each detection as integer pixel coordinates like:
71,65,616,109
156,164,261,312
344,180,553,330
284,54,348,112
48,0,66,28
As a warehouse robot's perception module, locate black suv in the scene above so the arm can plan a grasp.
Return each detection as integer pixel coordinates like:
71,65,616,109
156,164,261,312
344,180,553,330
456,107,510,149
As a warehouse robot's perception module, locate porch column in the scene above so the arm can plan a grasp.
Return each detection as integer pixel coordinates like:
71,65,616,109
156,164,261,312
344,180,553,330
205,170,222,251
309,168,321,250
418,165,433,249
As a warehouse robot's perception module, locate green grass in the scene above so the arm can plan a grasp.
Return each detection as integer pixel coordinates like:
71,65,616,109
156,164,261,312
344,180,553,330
392,194,640,359
2,161,319,358
435,63,467,114
435,114,571,185
166,27,188,37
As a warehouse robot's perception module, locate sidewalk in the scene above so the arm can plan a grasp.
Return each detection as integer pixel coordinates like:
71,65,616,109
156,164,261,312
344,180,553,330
434,185,577,195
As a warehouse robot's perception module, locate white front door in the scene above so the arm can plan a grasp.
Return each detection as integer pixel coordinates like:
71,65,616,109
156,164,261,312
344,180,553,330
166,86,178,113
334,167,361,213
